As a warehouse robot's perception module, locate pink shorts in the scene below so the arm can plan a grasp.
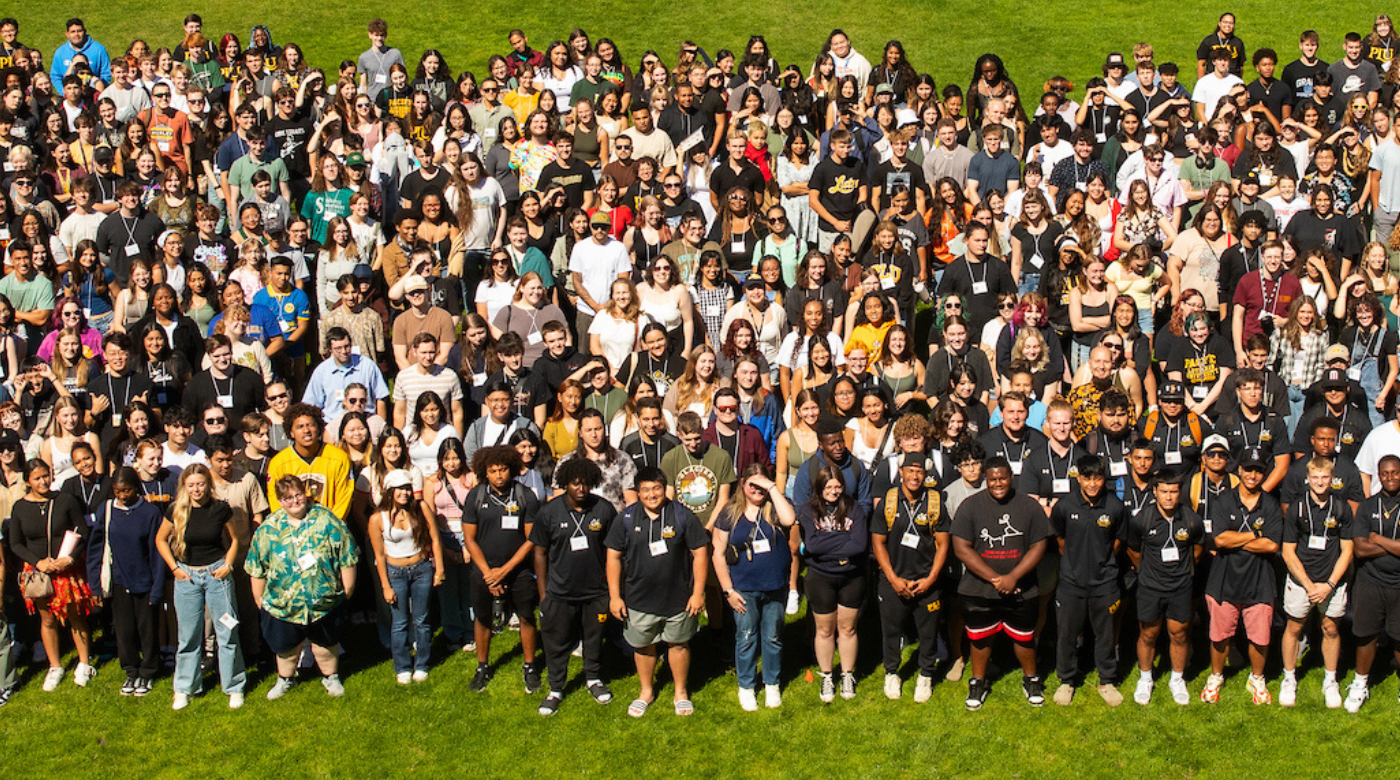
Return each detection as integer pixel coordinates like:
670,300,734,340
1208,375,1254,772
1206,596,1273,646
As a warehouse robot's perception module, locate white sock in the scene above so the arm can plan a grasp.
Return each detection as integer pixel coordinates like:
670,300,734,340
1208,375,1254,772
1324,670,1336,684
1354,673,1368,687
1284,668,1296,681
1170,670,1184,683
585,678,601,686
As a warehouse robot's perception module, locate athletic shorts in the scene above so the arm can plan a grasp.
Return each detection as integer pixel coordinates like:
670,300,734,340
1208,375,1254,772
1137,585,1193,625
1283,578,1347,621
623,609,698,647
261,604,345,655
1206,596,1272,645
470,566,539,624
805,570,866,615
960,593,1037,642
1352,576,1400,641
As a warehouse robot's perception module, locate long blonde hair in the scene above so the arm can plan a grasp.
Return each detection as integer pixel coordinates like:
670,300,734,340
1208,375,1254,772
672,346,719,412
169,463,214,562
49,328,91,391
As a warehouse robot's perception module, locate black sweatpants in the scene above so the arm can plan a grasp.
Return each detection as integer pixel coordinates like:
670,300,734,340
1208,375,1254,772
111,583,160,679
540,595,609,692
877,578,942,676
1055,583,1121,684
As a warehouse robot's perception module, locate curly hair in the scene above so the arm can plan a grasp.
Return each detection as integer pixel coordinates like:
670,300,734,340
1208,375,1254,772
471,444,523,482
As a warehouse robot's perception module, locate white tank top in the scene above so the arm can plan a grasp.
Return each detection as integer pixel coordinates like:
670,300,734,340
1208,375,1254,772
380,511,422,558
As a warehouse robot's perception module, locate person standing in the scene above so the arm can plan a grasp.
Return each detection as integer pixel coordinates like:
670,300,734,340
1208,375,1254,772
660,411,735,530
952,456,1050,710
86,467,164,698
808,129,872,253
369,469,445,684
266,403,354,520
1344,454,1400,712
357,18,405,102
569,212,632,354
606,466,709,717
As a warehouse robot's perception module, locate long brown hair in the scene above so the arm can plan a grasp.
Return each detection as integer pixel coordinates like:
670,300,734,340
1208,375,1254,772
375,474,434,553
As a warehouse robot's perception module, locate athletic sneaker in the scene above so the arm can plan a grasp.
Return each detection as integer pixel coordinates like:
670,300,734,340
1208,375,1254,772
1279,675,1297,707
765,684,782,708
41,666,64,692
133,678,152,697
738,687,758,711
523,662,542,694
1134,674,1153,705
412,670,428,683
1200,673,1224,704
587,680,613,704
1169,676,1190,705
1022,675,1045,706
469,664,493,692
121,675,138,696
538,691,563,716
73,662,95,687
786,590,800,615
321,674,345,697
1323,679,1343,709
884,673,901,700
819,672,836,703
914,674,934,703
0,687,13,706
172,693,189,711
1246,674,1271,705
266,676,297,701
1053,682,1075,706
840,671,857,700
462,640,476,653
966,677,989,711
396,672,412,685
1345,680,1369,713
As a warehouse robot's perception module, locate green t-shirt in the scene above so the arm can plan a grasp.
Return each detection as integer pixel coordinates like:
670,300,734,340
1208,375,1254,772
228,154,290,205
660,443,736,526
0,272,54,315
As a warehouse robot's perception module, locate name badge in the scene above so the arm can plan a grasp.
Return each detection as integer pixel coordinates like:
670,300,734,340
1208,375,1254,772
0,227,8,240
83,307,92,319
375,73,387,85
447,519,462,535
1308,534,1327,551
217,393,233,407
297,552,317,571
218,613,239,630
528,331,543,345
501,514,520,531
351,345,363,356
880,276,895,290
570,535,589,552
1110,460,1128,477
900,530,920,549
1161,545,1180,562
1165,451,1183,465
1010,460,1023,475
649,539,668,557
972,281,989,295
112,412,123,426
1191,385,1208,399
704,305,720,318
1348,366,1362,381
126,244,140,257
1052,478,1071,495
752,537,772,554
472,372,487,386
730,240,745,253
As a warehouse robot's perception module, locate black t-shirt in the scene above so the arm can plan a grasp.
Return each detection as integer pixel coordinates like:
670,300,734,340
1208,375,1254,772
1167,334,1235,403
1282,494,1354,584
1138,411,1212,474
951,488,1048,599
1246,78,1290,122
616,351,686,398
937,254,1016,334
1279,456,1365,508
172,500,233,567
871,488,950,580
59,474,110,526
266,114,315,180
709,159,766,202
1127,504,1205,592
1125,89,1171,124
1292,403,1371,461
1218,242,1262,300
464,481,541,569
619,432,680,472
1051,490,1129,591
1197,33,1246,75
1282,58,1331,102
870,160,928,203
977,427,1049,485
538,158,595,209
1021,442,1086,501
603,500,708,615
1009,222,1064,276
398,168,451,206
1212,408,1288,466
183,234,237,274
1339,324,1400,370
657,104,713,150
808,155,865,232
183,367,266,423
487,369,550,420
87,371,154,447
529,494,617,600
1205,489,1283,604
1355,493,1400,588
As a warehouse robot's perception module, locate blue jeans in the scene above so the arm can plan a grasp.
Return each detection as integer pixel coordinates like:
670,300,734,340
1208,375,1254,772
1137,307,1155,335
1359,356,1386,428
732,588,785,688
173,562,245,695
1018,271,1041,296
388,559,434,674
1071,341,1092,374
1286,384,1306,438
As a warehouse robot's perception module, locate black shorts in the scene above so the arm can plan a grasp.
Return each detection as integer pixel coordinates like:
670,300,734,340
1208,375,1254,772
1137,585,1193,625
261,604,345,655
805,570,866,614
1352,575,1400,641
960,593,1037,642
470,566,539,624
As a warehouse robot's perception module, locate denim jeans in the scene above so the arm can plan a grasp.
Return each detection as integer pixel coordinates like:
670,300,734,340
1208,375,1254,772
732,588,785,688
388,559,434,674
173,562,245,695
1018,271,1041,296
1286,383,1307,438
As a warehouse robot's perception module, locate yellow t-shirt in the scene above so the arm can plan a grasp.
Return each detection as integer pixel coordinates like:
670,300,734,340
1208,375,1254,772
267,443,354,520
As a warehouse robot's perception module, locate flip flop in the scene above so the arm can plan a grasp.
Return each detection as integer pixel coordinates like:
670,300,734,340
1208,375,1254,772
627,698,651,718
674,698,694,716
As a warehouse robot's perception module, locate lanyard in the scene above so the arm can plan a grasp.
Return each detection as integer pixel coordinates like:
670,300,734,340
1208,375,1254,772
78,477,100,507
899,496,924,538
1160,511,1176,551
567,507,589,538
1236,414,1260,449
1002,436,1029,464
1127,484,1152,515
1046,444,1066,480
1305,496,1333,538
1200,476,1225,517
1259,273,1281,318
965,257,987,287
718,430,739,469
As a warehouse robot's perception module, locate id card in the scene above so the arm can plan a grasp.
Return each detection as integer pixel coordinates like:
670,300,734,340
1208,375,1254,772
126,244,141,257
217,394,233,407
570,535,589,552
1308,535,1327,551
1192,385,1208,399
900,530,920,549
1052,478,1071,494
972,281,988,295
297,552,317,571
447,519,462,535
1348,367,1362,381
752,538,771,554
501,514,520,531
1110,460,1128,477
218,613,239,630
1161,545,1180,563
1009,460,1023,476
649,539,668,557
880,276,895,290
528,331,543,345
1165,451,1182,465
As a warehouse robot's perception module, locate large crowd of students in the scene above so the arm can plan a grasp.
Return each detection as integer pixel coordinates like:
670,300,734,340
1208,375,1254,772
3,10,1400,717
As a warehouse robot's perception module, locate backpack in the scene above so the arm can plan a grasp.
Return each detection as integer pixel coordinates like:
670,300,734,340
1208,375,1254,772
1140,409,1204,451
883,487,942,536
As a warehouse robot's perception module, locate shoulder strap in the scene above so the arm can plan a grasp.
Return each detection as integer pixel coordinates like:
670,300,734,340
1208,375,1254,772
1188,414,1204,447
1142,410,1159,441
883,487,899,528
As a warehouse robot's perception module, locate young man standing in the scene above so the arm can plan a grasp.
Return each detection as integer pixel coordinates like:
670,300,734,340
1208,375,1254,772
94,183,164,285
1212,368,1290,491
253,255,311,389
266,403,354,520
183,335,265,429
809,129,872,253
702,388,769,476
660,412,735,531
568,212,632,351
1281,417,1364,513
793,417,872,516
1279,456,1354,708
1327,32,1381,109
1283,30,1329,109
965,126,1020,206
619,398,679,472
1201,447,1282,705
357,18,404,102
1194,49,1245,124
392,333,465,433
952,456,1050,709
1346,455,1400,712
606,466,709,717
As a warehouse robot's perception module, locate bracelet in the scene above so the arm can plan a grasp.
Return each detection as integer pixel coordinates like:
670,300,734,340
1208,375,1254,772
1326,581,1337,590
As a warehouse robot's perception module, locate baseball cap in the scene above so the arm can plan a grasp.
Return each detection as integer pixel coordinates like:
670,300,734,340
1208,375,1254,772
1324,344,1350,363
1104,53,1126,70
403,275,429,293
1320,368,1349,389
0,430,19,449
874,83,894,95
589,211,612,228
1159,381,1186,401
742,276,766,290
384,469,415,490
352,263,373,280
1239,447,1268,470
1240,170,1261,186
345,151,368,168
1202,434,1231,454
900,452,926,469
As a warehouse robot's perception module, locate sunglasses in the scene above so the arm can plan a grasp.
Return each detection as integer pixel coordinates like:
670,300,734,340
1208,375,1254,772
153,92,170,98
267,391,289,401
346,397,367,405
768,215,785,222
482,87,499,93
945,302,962,309
1147,156,1165,163
998,301,1016,310
716,404,738,413
662,182,681,188
205,417,226,424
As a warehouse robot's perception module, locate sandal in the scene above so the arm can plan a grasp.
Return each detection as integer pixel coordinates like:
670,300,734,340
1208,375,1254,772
627,698,651,718
674,698,694,716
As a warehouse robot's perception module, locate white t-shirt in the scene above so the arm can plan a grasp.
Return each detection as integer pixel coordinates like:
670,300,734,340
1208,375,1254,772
1192,73,1244,120
445,178,506,251
1035,140,1075,172
1357,421,1400,495
776,331,846,373
568,238,632,316
588,309,641,369
474,278,518,323
59,211,105,253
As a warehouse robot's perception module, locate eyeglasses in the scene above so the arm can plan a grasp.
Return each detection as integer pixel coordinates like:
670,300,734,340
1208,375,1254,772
267,391,289,401
1104,342,1123,350
1204,451,1227,459
729,193,746,200
407,288,427,295
189,98,205,105
13,179,32,186
591,224,610,231
356,102,370,108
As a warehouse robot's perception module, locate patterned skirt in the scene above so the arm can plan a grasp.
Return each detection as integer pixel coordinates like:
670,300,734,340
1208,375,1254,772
23,563,94,622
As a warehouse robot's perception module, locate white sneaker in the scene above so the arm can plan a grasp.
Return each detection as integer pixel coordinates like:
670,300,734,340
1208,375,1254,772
412,670,429,682
738,687,758,712
1133,674,1153,705
266,676,297,701
396,672,412,685
1279,675,1297,707
41,666,64,692
1323,679,1342,709
914,674,934,703
72,662,95,687
1169,676,1190,705
884,673,901,700
785,590,800,615
321,674,345,697
764,684,781,708
172,693,189,711
229,693,244,709
1345,681,1369,713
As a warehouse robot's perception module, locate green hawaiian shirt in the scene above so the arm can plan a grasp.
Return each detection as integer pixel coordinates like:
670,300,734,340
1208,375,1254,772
244,504,360,625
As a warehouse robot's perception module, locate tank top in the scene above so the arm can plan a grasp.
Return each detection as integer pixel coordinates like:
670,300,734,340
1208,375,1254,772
380,511,422,558
124,291,151,330
880,366,918,397
1073,295,1112,346
50,438,77,486
785,428,816,475
573,122,602,165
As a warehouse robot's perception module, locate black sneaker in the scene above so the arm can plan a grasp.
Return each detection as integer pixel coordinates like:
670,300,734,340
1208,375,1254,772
587,680,613,703
469,664,493,692
1023,675,1046,707
523,662,542,694
538,691,563,716
121,675,138,696
133,678,152,697
966,677,990,711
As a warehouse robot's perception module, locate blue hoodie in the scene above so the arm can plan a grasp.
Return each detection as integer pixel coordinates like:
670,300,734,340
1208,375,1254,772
87,498,167,601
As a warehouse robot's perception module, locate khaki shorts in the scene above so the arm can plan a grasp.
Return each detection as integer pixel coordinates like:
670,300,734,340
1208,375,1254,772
1283,577,1347,620
623,609,699,648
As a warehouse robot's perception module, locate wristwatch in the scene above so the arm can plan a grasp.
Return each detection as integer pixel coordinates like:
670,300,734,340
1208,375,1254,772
722,588,732,597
